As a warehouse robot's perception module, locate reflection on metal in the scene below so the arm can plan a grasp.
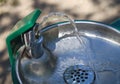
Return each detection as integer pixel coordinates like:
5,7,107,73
84,32,120,45
16,21,120,84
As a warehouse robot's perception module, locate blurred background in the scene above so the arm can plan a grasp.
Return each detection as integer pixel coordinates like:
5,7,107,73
0,0,120,83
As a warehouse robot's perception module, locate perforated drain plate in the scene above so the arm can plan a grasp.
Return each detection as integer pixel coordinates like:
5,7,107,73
63,65,95,84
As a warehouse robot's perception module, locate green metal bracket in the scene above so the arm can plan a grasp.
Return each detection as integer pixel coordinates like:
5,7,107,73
110,19,120,31
6,9,41,66
6,9,41,84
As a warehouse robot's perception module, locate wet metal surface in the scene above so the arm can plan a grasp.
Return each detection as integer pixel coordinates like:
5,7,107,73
16,21,120,84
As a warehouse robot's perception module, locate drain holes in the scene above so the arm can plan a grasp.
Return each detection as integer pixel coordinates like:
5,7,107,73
77,80,80,83
77,72,80,74
74,70,77,72
82,79,85,82
81,76,83,79
71,76,73,78
85,77,88,79
73,79,75,81
83,70,86,72
74,74,77,77
71,72,74,74
85,73,88,75
63,65,95,84
81,73,84,75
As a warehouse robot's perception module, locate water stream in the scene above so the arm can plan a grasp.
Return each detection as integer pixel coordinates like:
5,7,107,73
38,12,99,83
37,12,120,84
38,12,86,48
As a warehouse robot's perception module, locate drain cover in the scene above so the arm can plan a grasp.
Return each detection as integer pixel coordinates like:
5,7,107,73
63,65,95,84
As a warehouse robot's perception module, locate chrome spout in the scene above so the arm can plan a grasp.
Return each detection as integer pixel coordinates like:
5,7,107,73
30,36,44,58
23,24,44,59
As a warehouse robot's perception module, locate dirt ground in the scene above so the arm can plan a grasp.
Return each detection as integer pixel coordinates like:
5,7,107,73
0,0,120,84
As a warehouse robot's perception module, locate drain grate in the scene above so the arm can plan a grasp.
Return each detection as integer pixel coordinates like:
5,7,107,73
63,65,95,84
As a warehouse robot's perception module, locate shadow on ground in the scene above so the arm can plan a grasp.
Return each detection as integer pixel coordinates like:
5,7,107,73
0,48,11,84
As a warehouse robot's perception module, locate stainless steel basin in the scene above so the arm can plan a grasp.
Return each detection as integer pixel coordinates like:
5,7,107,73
16,21,120,84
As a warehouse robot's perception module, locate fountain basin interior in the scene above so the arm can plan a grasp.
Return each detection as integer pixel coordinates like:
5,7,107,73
16,21,120,84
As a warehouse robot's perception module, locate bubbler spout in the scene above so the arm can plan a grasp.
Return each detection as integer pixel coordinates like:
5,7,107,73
30,35,44,58
23,23,45,59
22,24,57,79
